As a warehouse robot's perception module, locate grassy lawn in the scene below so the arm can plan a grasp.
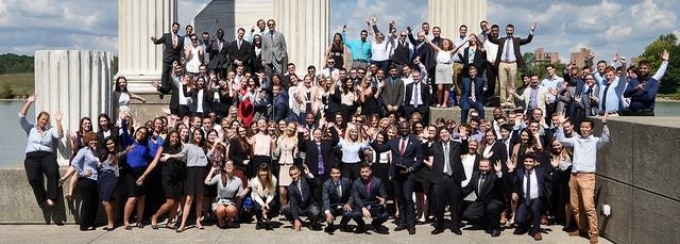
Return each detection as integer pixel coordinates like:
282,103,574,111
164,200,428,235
0,73,34,98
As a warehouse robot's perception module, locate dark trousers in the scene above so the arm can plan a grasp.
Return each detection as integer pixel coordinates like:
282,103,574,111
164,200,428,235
160,61,173,93
463,199,504,232
328,207,353,226
352,204,388,227
312,174,329,205
281,203,321,224
254,200,276,221
485,63,498,98
372,60,390,75
461,101,485,123
78,178,99,230
340,162,361,181
404,105,429,125
515,198,543,234
393,176,416,227
24,151,59,205
433,175,462,230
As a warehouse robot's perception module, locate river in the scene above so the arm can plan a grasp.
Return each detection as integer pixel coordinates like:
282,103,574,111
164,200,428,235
1,100,680,166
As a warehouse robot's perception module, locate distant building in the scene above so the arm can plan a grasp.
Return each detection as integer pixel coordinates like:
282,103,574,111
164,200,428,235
535,48,560,64
570,47,592,69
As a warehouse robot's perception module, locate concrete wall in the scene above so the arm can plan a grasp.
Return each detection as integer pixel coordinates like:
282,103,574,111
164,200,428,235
594,117,680,244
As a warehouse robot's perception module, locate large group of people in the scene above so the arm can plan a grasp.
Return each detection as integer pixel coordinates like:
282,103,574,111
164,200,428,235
19,14,672,244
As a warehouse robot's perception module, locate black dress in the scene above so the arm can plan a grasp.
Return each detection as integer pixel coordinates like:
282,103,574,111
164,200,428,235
360,87,380,116
329,44,344,69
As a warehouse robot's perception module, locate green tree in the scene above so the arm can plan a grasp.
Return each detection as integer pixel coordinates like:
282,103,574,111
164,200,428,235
0,83,14,98
638,34,680,94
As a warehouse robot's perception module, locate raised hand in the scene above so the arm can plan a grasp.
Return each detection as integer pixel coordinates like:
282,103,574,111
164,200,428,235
620,55,627,63
494,159,502,172
662,49,669,62
613,52,619,63
530,22,537,31
506,159,516,172
27,94,36,103
602,113,608,124
55,111,64,122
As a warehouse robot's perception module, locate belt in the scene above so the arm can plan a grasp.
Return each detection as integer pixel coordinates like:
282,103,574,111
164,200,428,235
454,61,464,64
440,62,452,65
102,170,116,174
353,59,368,62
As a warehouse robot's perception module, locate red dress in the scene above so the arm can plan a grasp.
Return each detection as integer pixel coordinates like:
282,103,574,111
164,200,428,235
238,88,255,127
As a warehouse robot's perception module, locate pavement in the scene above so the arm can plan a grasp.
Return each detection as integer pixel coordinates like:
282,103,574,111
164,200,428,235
0,220,613,244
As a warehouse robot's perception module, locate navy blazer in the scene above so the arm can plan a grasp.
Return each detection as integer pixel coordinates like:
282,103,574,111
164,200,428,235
287,175,321,220
322,178,353,212
153,33,184,63
461,77,486,106
389,134,423,179
507,163,558,201
351,177,387,209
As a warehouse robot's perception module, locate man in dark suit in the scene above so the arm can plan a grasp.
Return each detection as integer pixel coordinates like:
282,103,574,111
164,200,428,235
463,158,506,237
389,121,423,235
488,22,537,109
152,64,189,117
228,28,254,73
459,39,487,78
460,66,486,123
304,127,339,203
151,22,183,96
407,28,435,77
404,67,431,124
262,19,288,78
209,29,230,79
282,165,322,231
351,163,389,234
322,165,354,233
426,127,468,235
507,152,558,241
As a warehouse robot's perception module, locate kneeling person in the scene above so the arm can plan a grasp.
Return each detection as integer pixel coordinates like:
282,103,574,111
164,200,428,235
351,163,389,233
322,165,354,233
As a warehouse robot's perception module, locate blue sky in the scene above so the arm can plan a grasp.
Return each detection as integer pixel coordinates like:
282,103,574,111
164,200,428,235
0,0,677,62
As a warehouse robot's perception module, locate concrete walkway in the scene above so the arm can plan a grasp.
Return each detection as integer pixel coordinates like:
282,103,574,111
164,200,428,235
0,222,612,244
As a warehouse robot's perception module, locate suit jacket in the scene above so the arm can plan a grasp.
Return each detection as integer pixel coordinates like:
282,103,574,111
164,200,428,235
408,34,435,70
351,177,387,208
507,163,558,202
461,77,486,106
322,178,353,212
153,33,183,63
157,75,182,108
389,134,423,179
404,81,431,108
470,171,505,204
228,39,253,67
517,85,549,114
428,139,468,184
183,86,212,113
459,46,487,72
261,30,287,63
482,141,509,169
296,86,320,114
381,78,404,107
287,175,321,220
304,139,339,177
489,33,534,68
209,39,230,69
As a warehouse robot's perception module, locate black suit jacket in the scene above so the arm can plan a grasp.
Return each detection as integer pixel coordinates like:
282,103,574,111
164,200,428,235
507,163,558,202
389,134,423,179
459,46,487,72
404,81,431,108
153,33,183,63
158,75,181,108
489,33,534,68
228,39,253,68
483,141,509,170
428,139,468,184
287,175,321,220
303,139,339,177
322,178,353,212
97,129,121,151
209,39,230,69
470,171,505,204
352,177,387,208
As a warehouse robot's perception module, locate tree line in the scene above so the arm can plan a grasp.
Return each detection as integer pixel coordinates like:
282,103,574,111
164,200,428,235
0,53,34,74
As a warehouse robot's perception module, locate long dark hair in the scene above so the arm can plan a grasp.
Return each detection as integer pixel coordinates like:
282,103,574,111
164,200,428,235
115,76,128,93
332,32,343,49
98,113,113,131
99,137,119,165
162,131,182,154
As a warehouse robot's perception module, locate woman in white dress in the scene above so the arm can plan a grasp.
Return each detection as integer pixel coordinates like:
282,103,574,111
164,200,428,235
425,34,466,107
185,33,204,75
273,121,298,208
113,76,146,118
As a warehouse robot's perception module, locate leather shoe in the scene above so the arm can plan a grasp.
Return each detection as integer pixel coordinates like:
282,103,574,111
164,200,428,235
394,225,408,232
451,228,462,235
513,228,528,235
408,227,416,235
568,230,581,236
490,229,501,237
431,228,444,235
533,232,542,241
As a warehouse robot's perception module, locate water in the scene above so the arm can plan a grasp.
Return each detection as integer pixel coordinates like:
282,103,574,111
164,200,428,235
1,100,680,166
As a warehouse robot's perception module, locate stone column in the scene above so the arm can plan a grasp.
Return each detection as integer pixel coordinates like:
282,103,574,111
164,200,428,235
34,50,113,166
429,0,487,37
274,0,329,69
117,0,177,93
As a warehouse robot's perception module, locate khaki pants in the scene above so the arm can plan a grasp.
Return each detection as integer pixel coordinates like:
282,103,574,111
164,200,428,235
452,63,464,97
498,62,517,106
569,173,598,238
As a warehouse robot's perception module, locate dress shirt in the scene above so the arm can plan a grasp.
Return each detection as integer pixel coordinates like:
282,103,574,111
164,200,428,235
541,75,564,102
523,169,539,200
343,32,372,61
500,36,516,62
20,114,62,153
338,139,370,163
71,148,99,181
555,128,610,173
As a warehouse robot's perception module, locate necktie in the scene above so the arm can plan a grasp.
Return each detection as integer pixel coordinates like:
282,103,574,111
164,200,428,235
365,180,371,195
298,181,304,202
602,83,611,113
525,170,531,202
172,34,178,49
443,142,452,176
504,37,511,61
413,83,420,108
317,143,324,175
400,138,407,156
270,31,275,43
478,174,486,194
336,181,342,197
471,79,477,102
